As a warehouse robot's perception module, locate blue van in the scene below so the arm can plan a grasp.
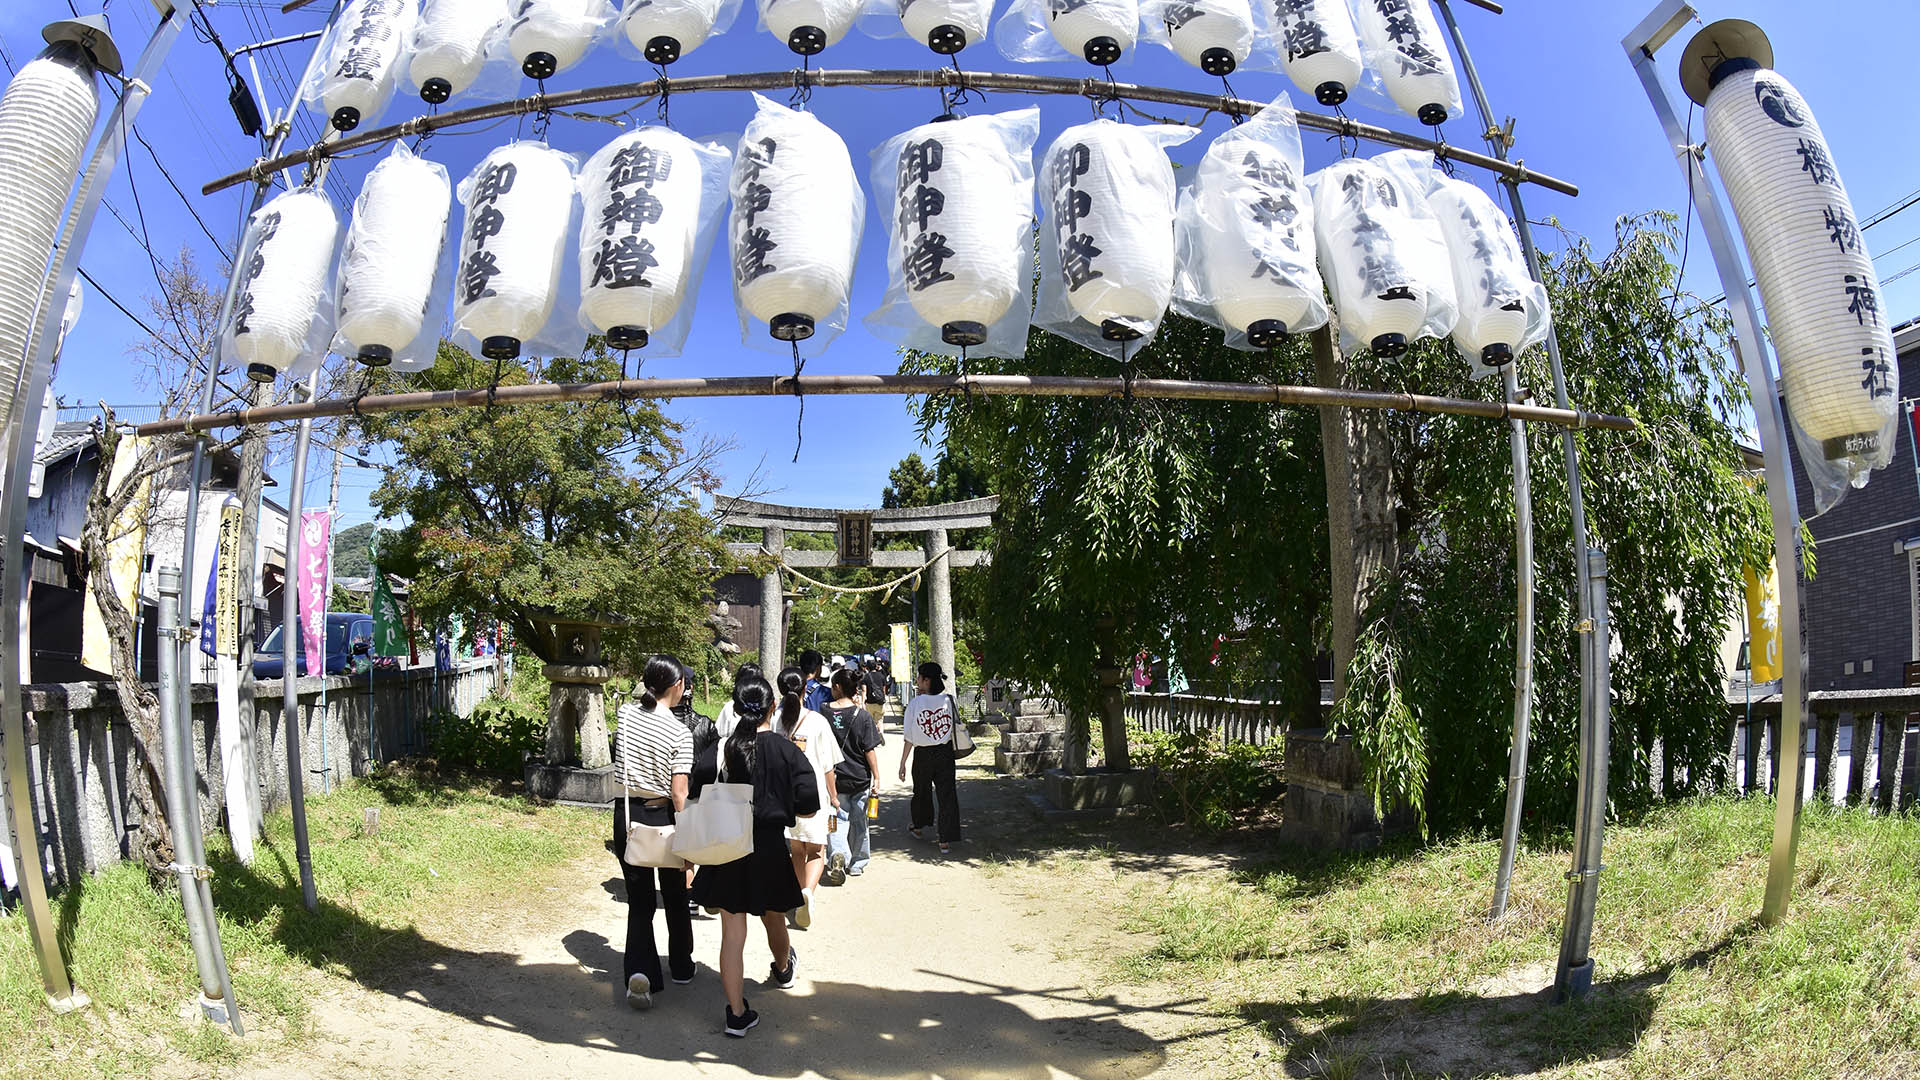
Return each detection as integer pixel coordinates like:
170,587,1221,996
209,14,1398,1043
251,613,381,679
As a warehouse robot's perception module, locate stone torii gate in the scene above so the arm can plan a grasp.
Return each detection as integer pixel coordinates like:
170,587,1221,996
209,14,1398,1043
717,496,996,679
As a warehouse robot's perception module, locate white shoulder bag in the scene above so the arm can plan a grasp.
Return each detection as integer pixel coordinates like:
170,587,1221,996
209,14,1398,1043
672,752,756,866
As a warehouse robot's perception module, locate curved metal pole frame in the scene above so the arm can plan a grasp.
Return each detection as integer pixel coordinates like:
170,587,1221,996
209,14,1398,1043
0,10,185,1013
197,68,1577,199
1623,0,1809,926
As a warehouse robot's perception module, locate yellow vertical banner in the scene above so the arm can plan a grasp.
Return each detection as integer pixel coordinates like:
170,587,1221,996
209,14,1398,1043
890,622,911,685
1744,563,1781,683
81,436,150,674
215,500,243,657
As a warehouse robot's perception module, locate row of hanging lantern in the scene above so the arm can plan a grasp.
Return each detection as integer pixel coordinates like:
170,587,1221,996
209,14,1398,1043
223,90,1545,382
302,0,1463,133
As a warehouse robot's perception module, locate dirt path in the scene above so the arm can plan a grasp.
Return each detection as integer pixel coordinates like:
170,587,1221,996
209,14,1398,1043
235,732,1204,1079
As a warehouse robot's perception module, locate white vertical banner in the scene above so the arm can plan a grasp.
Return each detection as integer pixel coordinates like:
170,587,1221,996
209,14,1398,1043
214,499,257,859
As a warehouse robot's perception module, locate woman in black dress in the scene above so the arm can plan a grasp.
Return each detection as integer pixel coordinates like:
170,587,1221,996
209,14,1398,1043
689,673,820,1038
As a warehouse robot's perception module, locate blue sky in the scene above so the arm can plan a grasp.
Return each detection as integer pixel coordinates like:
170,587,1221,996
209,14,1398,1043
7,0,1919,532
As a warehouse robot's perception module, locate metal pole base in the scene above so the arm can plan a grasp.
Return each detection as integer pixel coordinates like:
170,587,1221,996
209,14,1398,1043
1555,959,1595,1003
47,990,92,1015
196,993,233,1028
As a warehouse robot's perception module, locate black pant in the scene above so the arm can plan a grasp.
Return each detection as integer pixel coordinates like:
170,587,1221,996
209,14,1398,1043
910,743,961,842
612,800,693,991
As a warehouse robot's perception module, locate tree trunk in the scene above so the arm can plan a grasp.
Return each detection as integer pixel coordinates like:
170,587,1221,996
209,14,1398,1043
1314,327,1398,706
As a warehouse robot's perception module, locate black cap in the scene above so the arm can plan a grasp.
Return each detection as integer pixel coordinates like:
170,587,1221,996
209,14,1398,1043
770,313,815,342
357,344,393,367
787,25,827,56
1083,36,1122,66
330,106,361,132
420,78,452,105
521,51,557,80
1200,47,1237,77
481,335,522,360
1371,333,1410,357
644,35,682,65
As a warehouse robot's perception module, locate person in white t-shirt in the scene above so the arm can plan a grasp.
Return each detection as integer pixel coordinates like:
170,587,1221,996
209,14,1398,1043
774,666,841,929
897,662,961,854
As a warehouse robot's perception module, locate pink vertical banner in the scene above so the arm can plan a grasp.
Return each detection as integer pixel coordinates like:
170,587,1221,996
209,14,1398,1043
297,510,332,676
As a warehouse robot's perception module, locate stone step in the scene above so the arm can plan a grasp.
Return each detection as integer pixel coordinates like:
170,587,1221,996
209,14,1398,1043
1017,697,1062,717
1011,714,1069,734
1023,792,1146,825
996,746,1065,777
1000,729,1068,753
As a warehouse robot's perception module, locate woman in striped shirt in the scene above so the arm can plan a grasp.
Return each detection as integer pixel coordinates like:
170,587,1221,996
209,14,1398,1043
613,654,696,1009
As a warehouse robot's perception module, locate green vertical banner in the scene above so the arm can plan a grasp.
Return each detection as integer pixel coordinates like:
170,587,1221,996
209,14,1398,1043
370,572,407,658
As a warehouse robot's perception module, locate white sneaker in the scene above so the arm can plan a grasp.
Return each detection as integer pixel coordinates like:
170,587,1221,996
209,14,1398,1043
793,889,813,930
626,973,653,1010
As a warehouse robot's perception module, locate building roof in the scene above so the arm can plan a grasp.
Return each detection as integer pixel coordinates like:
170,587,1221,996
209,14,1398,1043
34,420,94,467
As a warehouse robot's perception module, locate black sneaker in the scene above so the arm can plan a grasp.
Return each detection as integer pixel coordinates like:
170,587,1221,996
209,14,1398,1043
724,1000,759,1038
769,947,796,989
823,852,848,887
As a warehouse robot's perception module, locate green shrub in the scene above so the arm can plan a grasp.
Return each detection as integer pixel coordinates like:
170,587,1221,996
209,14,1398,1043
428,695,546,775
1130,725,1286,831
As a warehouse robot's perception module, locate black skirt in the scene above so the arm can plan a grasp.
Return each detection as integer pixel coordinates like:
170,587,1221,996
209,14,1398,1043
689,822,802,916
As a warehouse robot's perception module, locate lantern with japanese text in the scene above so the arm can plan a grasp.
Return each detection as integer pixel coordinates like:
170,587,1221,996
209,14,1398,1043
1425,173,1547,370
224,189,341,382
760,0,862,55
335,144,451,367
1693,22,1898,500
316,0,417,131
1353,0,1460,125
868,108,1039,354
1266,0,1362,106
1148,0,1254,76
1174,95,1327,349
1036,119,1195,351
1312,153,1455,357
508,0,612,78
452,142,577,359
410,0,509,103
897,0,992,54
729,95,864,345
578,126,730,352
619,0,733,64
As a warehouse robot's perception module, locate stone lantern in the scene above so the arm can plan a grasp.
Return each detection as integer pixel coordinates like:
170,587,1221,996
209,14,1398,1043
524,615,620,803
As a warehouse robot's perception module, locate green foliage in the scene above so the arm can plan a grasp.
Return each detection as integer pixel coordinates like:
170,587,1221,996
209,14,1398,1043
1337,623,1427,836
427,696,546,776
1129,725,1286,831
330,522,379,578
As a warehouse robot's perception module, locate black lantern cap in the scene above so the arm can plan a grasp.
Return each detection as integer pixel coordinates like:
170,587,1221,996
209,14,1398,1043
1370,333,1409,358
331,106,361,132
608,325,650,351
1480,343,1513,368
42,13,122,76
1679,19,1773,106
246,362,277,383
1100,320,1142,343
645,36,682,65
420,77,453,105
1417,103,1448,126
521,51,558,79
787,25,828,56
1246,320,1288,349
928,24,967,55
482,335,523,360
358,344,393,367
1083,36,1122,67
770,313,815,341
1200,48,1237,77
1315,81,1348,107
941,321,987,347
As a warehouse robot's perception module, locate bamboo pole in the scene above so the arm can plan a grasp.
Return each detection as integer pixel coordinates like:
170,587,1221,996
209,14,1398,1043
135,373,1636,438
199,68,1578,199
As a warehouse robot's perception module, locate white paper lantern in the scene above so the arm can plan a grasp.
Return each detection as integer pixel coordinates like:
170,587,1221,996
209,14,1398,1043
508,0,610,78
1353,0,1460,125
1182,120,1324,348
453,142,576,359
227,190,340,382
730,96,862,343
621,0,728,63
411,0,509,103
337,146,451,366
1265,0,1362,106
1427,175,1544,369
1312,156,1451,356
761,0,862,54
899,0,993,54
1707,60,1897,474
888,114,1033,346
577,126,708,350
319,0,417,132
1045,0,1137,65
0,44,98,446
1042,119,1185,343
1151,0,1254,76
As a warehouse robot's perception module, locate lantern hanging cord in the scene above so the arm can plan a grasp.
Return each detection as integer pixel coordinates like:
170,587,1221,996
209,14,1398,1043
1220,76,1247,125
1433,128,1456,177
1089,69,1123,120
350,368,375,419
410,106,436,154
654,70,672,128
1330,106,1358,158
532,81,554,141
485,356,504,415
789,339,807,462
790,58,813,109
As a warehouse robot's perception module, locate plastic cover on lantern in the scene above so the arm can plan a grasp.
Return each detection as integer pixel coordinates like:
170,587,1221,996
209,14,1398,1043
409,0,517,105
1173,93,1328,351
507,0,616,78
1257,0,1372,108
1401,163,1549,377
1309,150,1455,357
450,141,586,360
865,108,1040,360
575,126,731,357
614,0,744,63
1706,63,1898,512
759,0,864,52
1034,119,1196,358
222,188,342,383
857,0,994,54
1351,0,1461,126
728,94,866,357
334,144,453,372
1139,0,1264,77
994,0,1139,65
301,0,418,133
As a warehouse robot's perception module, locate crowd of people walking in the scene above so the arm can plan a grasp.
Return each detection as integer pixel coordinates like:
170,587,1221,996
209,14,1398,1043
610,649,966,1037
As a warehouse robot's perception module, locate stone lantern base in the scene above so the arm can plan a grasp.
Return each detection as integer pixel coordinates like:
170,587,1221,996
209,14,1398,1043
524,662,618,806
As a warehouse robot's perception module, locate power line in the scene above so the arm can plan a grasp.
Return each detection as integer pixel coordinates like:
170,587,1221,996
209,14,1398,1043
76,265,167,346
127,122,232,261
1862,186,1920,233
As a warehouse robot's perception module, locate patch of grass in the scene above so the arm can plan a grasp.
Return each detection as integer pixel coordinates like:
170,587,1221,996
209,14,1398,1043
1111,797,1920,1079
0,765,603,1080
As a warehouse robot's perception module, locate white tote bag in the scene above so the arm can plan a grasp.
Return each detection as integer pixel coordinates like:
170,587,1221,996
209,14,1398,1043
671,757,755,866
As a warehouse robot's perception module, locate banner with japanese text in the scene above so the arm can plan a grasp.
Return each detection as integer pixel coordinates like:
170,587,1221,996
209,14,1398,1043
370,572,407,658
297,510,331,676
